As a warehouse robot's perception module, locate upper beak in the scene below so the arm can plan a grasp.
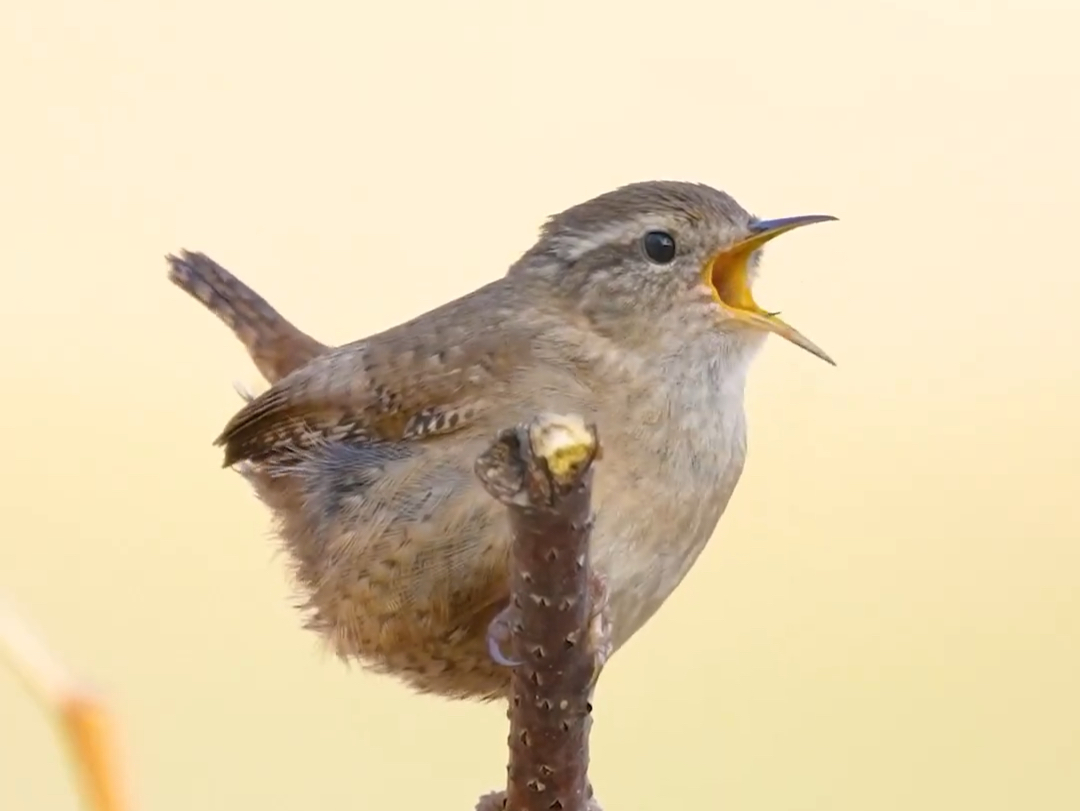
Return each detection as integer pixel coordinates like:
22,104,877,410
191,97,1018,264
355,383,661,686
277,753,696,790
706,213,838,365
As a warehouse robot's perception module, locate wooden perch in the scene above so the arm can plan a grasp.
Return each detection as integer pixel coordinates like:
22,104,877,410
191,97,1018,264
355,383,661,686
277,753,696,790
474,413,607,811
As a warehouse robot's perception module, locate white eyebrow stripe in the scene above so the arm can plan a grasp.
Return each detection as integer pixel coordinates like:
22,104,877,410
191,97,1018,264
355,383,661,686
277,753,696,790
548,216,677,263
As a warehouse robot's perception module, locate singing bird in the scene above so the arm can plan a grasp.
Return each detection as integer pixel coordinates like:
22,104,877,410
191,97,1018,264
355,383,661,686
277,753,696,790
168,180,835,701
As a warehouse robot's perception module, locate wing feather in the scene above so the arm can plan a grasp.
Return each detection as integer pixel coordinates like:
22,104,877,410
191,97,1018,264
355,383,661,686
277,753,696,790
215,304,534,466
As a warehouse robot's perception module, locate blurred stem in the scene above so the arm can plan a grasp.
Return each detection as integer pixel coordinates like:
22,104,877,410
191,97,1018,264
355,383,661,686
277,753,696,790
0,597,128,811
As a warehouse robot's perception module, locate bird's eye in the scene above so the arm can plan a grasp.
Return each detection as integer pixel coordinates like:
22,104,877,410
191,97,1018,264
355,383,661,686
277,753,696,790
642,231,677,264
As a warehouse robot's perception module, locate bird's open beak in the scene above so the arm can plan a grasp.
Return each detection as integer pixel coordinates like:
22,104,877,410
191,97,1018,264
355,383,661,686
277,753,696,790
704,214,837,365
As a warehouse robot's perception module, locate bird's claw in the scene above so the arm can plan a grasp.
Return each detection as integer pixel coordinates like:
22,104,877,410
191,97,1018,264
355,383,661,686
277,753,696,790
486,571,612,684
585,571,613,693
486,607,522,668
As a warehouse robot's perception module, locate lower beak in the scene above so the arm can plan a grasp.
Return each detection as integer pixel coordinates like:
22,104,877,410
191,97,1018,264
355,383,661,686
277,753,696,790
705,214,837,365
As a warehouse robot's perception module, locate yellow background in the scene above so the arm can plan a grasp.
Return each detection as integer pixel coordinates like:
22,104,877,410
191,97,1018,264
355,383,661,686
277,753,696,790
3,1,1078,809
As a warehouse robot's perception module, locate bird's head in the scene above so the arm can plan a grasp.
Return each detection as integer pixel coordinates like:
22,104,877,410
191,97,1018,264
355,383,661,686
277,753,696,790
512,180,836,365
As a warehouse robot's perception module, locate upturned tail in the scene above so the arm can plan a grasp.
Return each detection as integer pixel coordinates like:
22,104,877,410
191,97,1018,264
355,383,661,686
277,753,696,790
166,250,329,384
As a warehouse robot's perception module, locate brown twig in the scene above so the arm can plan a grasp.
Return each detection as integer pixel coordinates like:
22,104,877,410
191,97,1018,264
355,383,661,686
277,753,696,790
474,413,605,811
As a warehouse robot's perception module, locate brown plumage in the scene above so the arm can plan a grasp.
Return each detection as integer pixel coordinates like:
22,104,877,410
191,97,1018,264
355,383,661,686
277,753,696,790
170,181,836,701
166,250,328,383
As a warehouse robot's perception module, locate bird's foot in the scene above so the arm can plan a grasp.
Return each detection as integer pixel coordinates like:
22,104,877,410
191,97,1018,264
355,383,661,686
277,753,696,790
585,570,613,693
486,569,612,684
486,605,521,667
